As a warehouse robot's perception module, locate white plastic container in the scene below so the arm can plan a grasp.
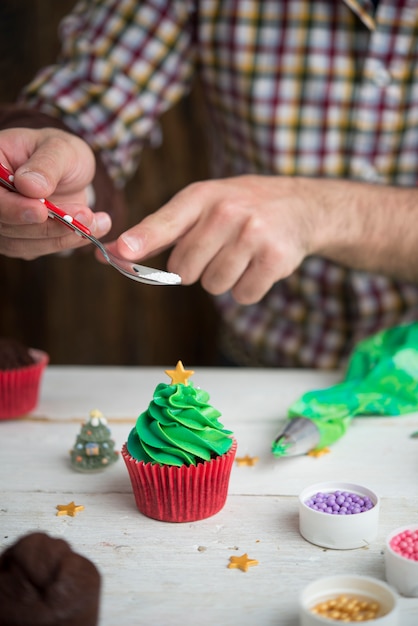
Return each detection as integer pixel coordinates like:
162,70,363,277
385,525,418,597
299,481,380,549
299,575,400,625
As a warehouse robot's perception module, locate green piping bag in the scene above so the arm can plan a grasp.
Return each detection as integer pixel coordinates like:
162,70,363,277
272,322,418,457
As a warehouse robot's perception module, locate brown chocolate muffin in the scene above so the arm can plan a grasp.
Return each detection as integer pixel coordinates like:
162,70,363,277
0,338,35,371
0,339,49,419
0,532,101,626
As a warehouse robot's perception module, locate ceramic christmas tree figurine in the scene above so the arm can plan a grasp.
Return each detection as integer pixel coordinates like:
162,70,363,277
70,409,119,472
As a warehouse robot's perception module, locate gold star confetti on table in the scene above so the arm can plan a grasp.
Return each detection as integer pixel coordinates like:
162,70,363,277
56,501,85,517
235,454,259,467
307,447,331,458
228,553,259,572
165,361,195,385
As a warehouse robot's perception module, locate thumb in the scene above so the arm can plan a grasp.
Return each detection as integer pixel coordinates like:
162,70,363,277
14,166,50,198
12,131,95,199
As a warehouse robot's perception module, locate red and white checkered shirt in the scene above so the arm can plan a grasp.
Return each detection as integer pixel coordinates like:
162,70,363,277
20,0,418,368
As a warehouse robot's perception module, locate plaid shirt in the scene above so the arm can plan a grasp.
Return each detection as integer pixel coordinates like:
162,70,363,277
21,0,418,368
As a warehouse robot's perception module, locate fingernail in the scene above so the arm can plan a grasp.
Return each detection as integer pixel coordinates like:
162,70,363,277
22,209,42,223
93,213,112,234
121,234,142,253
19,170,48,189
74,212,89,225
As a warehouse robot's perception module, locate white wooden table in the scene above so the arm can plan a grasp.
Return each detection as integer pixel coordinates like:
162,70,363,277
1,366,418,625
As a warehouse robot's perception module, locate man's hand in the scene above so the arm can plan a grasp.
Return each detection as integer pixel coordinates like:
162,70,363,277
110,174,418,304
112,175,318,304
0,127,111,259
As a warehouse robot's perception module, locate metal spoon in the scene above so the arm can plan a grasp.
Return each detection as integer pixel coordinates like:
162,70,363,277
0,163,181,286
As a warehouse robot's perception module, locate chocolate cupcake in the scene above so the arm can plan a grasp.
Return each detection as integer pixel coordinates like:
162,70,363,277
0,337,48,419
0,532,101,626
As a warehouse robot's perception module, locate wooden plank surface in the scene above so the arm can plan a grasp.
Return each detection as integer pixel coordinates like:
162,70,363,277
1,367,418,625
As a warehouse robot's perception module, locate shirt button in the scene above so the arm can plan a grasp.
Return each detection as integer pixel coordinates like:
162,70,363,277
372,66,392,87
362,164,382,183
351,161,381,183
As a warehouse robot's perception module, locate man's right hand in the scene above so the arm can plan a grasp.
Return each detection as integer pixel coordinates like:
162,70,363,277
0,127,111,260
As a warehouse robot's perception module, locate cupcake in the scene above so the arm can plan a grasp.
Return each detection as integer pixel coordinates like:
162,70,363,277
122,361,236,522
0,531,101,626
0,337,49,419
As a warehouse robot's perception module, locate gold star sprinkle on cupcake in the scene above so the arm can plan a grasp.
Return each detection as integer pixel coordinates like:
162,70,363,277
307,447,331,458
235,454,259,467
165,361,195,385
56,501,85,517
228,553,259,572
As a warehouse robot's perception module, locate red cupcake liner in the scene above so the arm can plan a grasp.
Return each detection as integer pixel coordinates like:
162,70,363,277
122,438,237,522
0,349,49,419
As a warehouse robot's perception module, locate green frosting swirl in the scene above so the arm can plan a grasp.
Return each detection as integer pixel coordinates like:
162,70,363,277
127,381,233,467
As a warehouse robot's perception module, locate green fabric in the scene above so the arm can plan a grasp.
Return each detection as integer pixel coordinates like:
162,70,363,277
288,323,418,448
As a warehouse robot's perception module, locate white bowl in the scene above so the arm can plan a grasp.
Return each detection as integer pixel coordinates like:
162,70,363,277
299,481,380,549
299,575,400,625
385,525,418,597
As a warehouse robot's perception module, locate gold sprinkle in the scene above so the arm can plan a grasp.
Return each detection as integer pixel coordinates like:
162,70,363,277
56,501,85,517
227,553,259,572
164,361,194,385
310,595,380,622
307,446,331,458
235,454,259,466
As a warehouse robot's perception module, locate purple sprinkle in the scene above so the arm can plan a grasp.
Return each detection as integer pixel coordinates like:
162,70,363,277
305,490,375,515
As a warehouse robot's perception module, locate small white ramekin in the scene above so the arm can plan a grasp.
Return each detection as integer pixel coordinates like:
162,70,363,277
299,481,380,550
299,575,400,625
385,525,418,598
